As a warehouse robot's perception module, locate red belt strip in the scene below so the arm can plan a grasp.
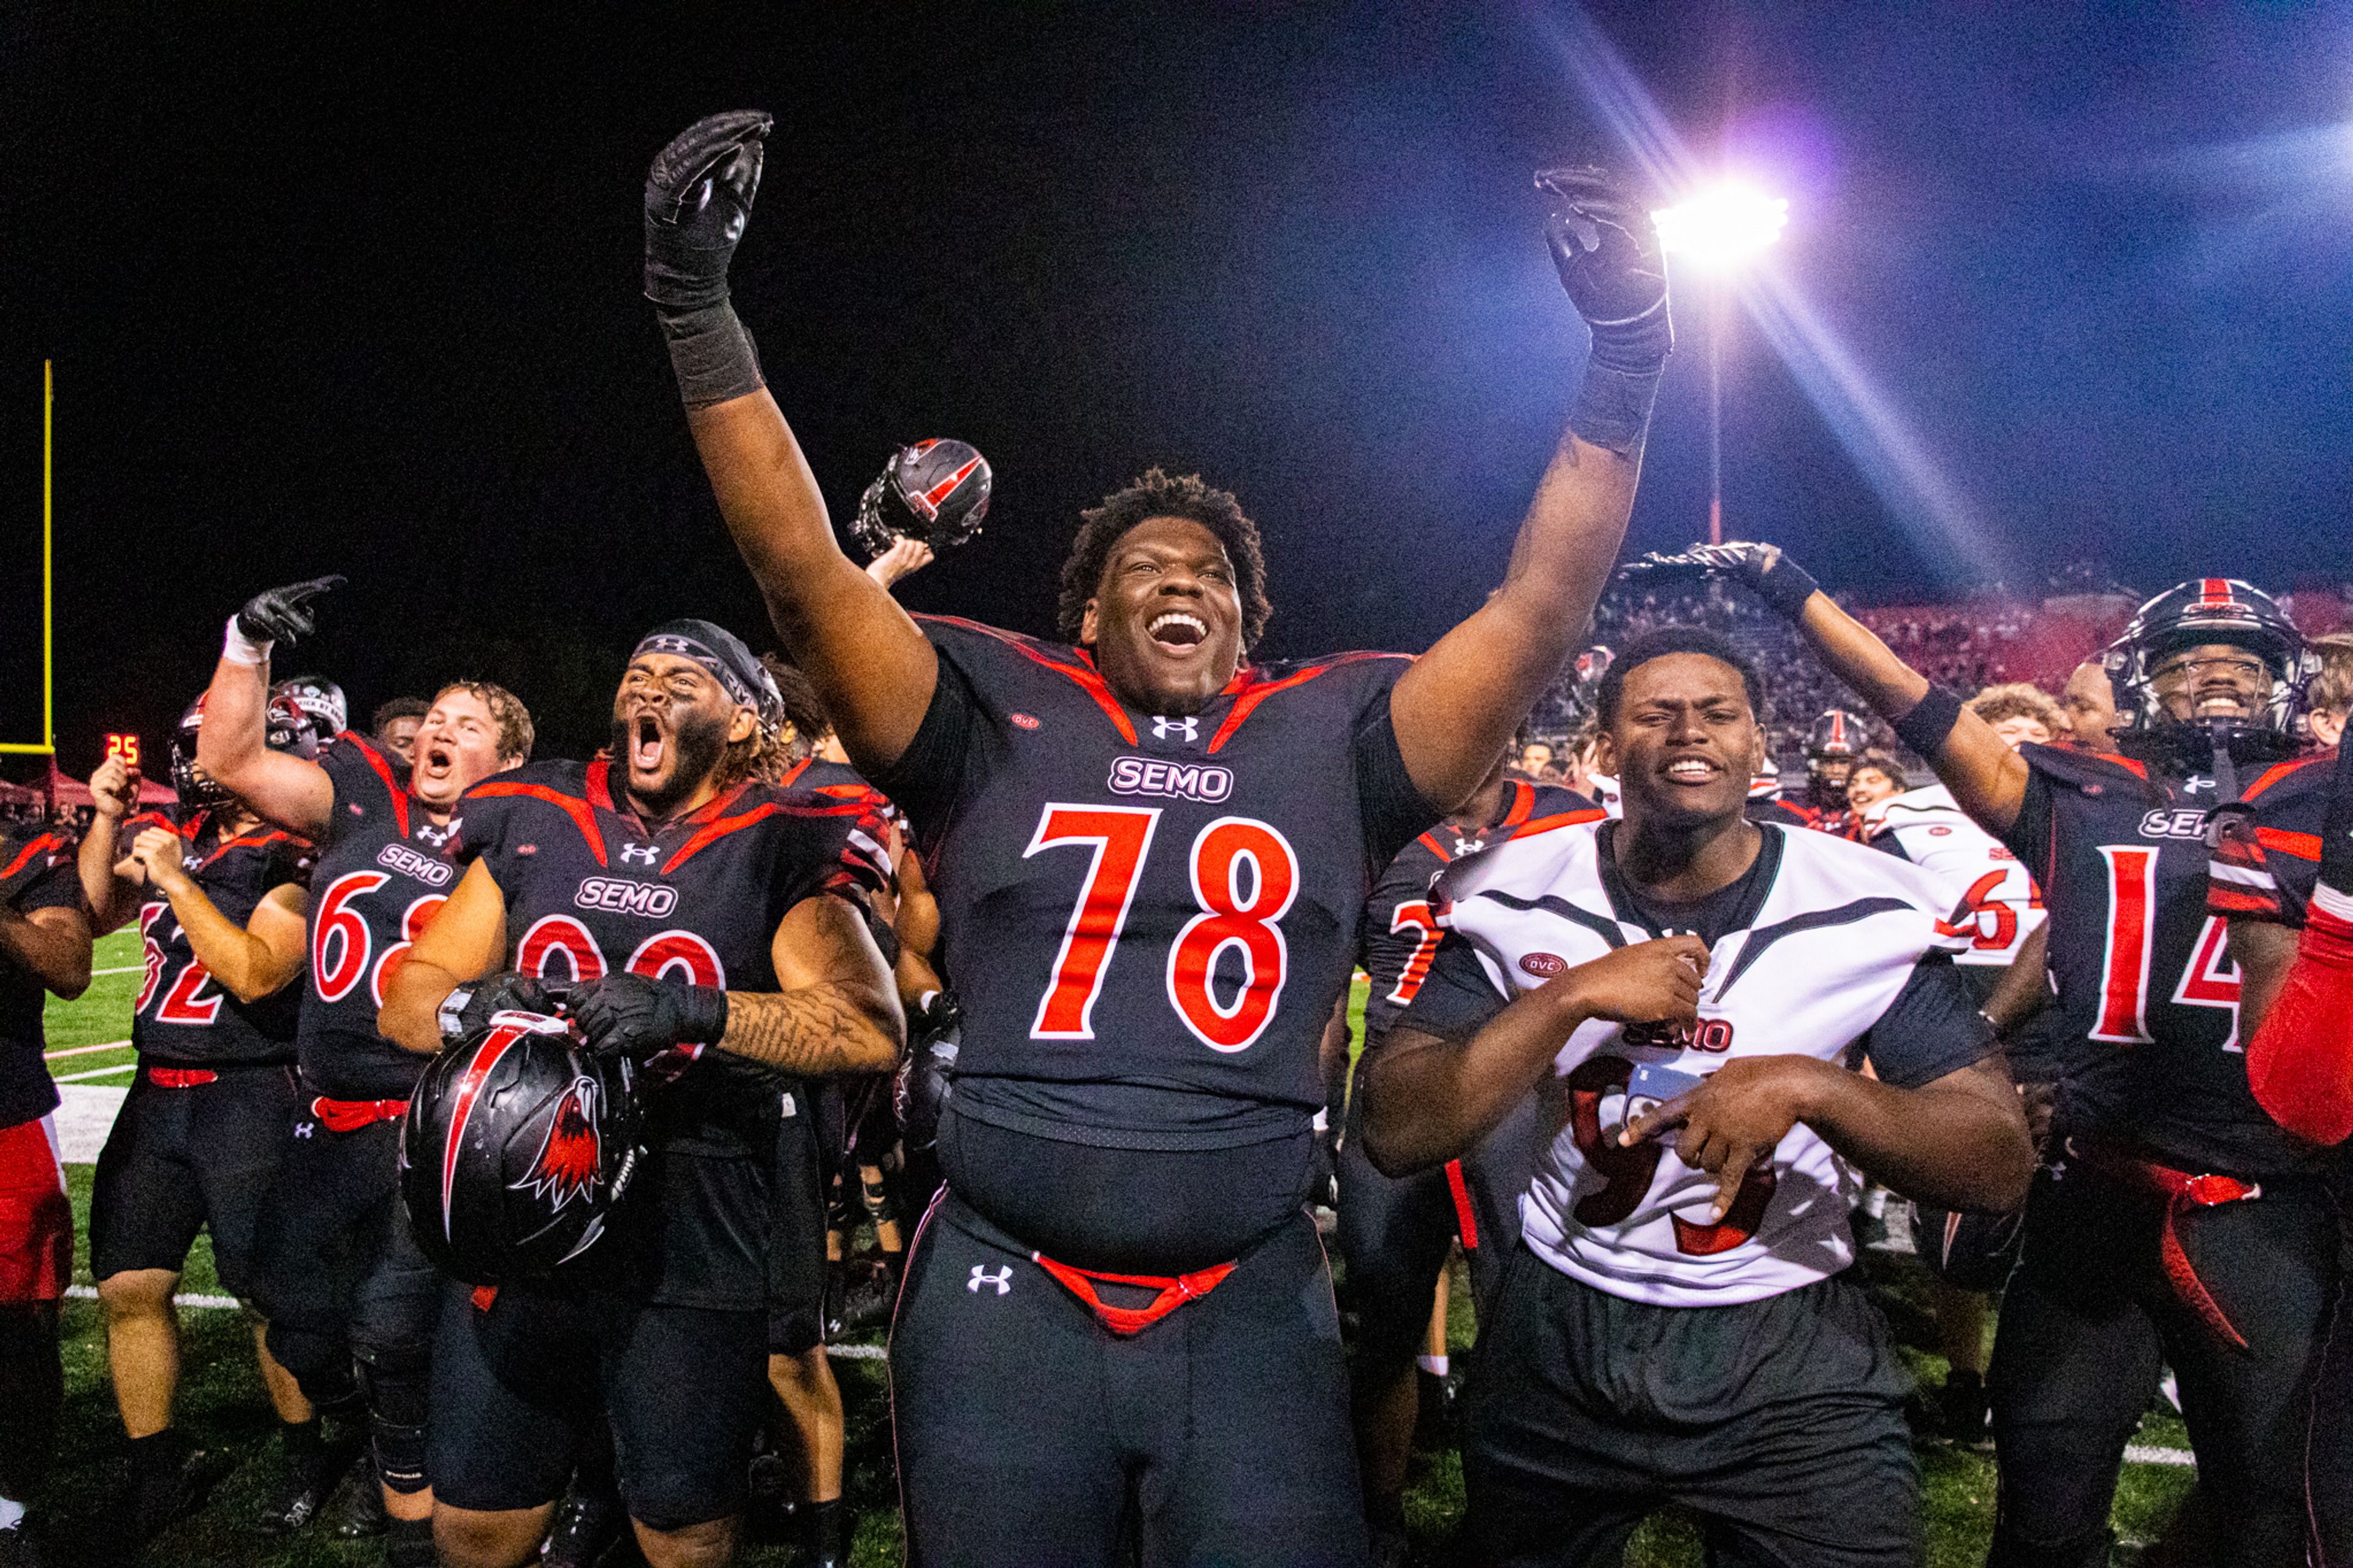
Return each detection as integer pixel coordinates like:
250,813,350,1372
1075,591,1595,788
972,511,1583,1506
146,1067,218,1089
2080,1143,2260,1349
311,1096,409,1133
1443,1158,1480,1249
1031,1253,1237,1336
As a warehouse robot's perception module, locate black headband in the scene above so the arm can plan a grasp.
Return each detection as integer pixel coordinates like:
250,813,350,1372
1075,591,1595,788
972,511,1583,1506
632,619,779,724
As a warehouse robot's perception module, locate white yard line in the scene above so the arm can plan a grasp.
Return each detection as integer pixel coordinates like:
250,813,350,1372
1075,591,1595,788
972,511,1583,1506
53,1062,137,1083
2123,1444,2194,1468
91,965,145,976
44,1040,132,1060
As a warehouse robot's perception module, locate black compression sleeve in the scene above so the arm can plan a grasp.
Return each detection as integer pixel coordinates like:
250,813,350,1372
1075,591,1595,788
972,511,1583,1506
1891,684,1965,757
870,657,980,849
1859,953,1996,1089
1353,703,1444,869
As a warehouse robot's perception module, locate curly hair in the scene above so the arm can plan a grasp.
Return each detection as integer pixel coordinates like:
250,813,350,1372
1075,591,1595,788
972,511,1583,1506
1055,469,1272,651
1966,682,2065,737
431,680,534,763
759,654,835,765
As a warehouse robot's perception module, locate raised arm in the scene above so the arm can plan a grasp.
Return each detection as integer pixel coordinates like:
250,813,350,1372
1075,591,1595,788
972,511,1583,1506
1391,169,1669,809
1624,545,2030,835
645,113,938,775
567,893,903,1077
195,578,346,839
78,756,149,933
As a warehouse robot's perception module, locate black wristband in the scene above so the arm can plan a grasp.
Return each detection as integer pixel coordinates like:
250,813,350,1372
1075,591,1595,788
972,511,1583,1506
659,301,766,411
682,983,730,1047
1891,684,1965,757
1752,556,1821,621
1568,358,1662,457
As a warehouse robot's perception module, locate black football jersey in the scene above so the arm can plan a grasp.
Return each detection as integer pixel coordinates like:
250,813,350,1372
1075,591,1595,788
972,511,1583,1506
122,806,311,1066
2207,752,2332,933
451,757,889,1307
298,734,460,1099
2003,743,2327,1176
1357,779,1600,1043
873,616,1438,1145
0,828,80,1128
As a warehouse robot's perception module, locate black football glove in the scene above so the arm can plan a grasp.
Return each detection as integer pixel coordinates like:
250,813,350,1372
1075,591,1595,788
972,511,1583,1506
440,971,556,1044
570,971,730,1062
1534,165,1670,371
1618,542,1821,622
645,111,773,316
234,576,345,648
893,991,961,1153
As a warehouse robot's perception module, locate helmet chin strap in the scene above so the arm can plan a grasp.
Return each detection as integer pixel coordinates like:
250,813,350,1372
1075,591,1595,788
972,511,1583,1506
2208,728,2241,806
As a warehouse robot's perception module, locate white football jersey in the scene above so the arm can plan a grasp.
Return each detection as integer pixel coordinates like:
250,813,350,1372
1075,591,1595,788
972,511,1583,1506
1862,784,2044,967
1432,820,1970,1306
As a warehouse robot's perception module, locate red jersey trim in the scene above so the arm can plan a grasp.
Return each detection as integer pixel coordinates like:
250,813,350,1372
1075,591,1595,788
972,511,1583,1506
661,794,878,877
344,733,412,838
920,615,1140,746
1507,808,1610,839
1205,651,1402,756
2210,887,2280,915
0,833,64,882
2243,756,2326,805
467,782,608,868
1414,779,1539,863
2256,827,2322,861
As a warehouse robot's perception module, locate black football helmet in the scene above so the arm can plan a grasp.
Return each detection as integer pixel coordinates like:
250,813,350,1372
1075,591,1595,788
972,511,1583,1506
273,675,348,739
1803,708,1871,806
849,439,992,562
401,1010,644,1286
169,692,317,808
2101,578,2317,776
1910,1199,2025,1293
893,991,961,1153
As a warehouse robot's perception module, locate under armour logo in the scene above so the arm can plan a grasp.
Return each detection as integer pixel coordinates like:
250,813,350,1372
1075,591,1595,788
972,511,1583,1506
294,1121,315,1139
968,1265,1012,1296
620,843,660,865
1452,836,1486,857
1152,716,1199,743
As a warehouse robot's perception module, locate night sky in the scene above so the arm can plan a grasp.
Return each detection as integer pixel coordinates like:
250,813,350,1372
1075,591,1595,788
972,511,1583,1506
6,3,2352,773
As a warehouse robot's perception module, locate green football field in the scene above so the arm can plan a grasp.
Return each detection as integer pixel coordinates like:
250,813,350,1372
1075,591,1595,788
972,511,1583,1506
36,942,2196,1565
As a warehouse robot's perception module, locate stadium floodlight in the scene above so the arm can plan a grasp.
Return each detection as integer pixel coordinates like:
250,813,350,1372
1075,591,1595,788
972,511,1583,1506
1652,183,1789,271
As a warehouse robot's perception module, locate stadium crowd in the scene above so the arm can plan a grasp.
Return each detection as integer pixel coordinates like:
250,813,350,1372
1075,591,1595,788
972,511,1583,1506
3,113,2353,1568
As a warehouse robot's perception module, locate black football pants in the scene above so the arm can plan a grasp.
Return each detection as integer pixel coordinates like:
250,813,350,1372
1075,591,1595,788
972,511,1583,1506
252,1116,442,1493
1461,1249,1919,1568
1987,1159,2347,1568
890,1190,1370,1567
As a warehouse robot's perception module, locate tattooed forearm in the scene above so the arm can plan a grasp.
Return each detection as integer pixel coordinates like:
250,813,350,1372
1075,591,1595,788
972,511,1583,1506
719,982,898,1075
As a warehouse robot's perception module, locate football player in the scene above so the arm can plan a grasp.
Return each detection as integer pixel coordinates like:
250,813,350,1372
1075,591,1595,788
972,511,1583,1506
2209,668,2353,1564
643,107,1669,1562
2303,631,2353,749
1631,547,2338,1568
1968,683,2065,751
1359,627,2031,1567
197,578,535,1568
77,703,322,1543
378,617,900,1568
2059,659,2121,750
1338,743,1598,1564
0,809,90,1565
371,698,430,767
1794,706,1874,836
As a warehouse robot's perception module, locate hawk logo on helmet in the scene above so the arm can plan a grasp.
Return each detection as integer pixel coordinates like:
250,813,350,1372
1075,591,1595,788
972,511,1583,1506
510,1076,604,1213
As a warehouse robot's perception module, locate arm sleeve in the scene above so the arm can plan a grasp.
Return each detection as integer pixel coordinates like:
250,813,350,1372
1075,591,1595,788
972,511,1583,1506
1858,952,1998,1090
1996,757,2057,884
870,653,980,850
1352,684,1443,869
1384,933,1512,1045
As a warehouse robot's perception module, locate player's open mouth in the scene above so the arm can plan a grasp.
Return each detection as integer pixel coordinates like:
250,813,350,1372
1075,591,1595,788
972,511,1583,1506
1662,757,1719,782
631,714,667,773
419,741,455,778
1146,612,1208,652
